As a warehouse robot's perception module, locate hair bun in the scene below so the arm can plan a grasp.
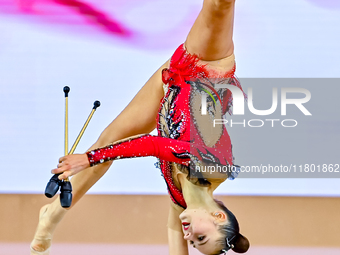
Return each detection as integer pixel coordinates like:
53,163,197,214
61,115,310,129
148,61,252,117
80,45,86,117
231,233,250,253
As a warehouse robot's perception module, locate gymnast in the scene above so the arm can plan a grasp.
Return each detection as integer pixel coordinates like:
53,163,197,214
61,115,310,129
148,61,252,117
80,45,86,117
31,0,249,254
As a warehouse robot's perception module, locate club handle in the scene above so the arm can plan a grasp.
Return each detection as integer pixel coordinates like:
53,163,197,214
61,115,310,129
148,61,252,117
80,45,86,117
68,101,101,155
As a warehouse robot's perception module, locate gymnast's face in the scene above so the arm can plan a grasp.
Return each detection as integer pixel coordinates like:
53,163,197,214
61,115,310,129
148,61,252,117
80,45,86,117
179,208,227,254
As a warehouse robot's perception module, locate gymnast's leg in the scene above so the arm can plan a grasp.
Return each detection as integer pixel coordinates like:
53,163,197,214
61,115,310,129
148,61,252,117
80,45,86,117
185,0,236,60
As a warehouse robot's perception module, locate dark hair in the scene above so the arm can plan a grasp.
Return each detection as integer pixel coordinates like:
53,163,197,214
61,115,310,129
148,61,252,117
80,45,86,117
213,199,250,254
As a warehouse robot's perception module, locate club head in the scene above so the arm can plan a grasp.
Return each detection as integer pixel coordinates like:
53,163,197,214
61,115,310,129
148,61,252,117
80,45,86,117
60,181,73,208
45,174,61,198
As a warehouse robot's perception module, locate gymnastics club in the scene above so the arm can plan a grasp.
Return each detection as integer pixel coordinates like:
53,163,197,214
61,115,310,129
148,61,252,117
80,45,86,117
44,86,71,200
45,87,100,208
59,85,71,208
59,99,101,207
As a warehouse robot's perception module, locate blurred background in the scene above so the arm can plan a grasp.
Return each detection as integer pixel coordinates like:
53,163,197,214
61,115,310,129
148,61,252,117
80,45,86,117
0,0,339,254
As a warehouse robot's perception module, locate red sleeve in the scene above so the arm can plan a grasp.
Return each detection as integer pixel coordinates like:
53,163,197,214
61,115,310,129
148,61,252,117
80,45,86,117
86,134,238,180
87,134,192,166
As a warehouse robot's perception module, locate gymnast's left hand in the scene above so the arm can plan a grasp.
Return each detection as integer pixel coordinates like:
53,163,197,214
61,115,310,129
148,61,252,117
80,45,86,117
51,154,90,180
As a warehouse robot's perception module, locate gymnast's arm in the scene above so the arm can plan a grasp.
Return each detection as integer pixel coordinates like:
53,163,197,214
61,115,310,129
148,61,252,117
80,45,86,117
168,202,189,255
52,131,234,180
53,134,192,178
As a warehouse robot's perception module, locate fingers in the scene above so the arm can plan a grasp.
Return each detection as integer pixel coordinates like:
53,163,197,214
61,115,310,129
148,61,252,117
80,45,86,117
50,167,72,180
58,171,72,180
51,154,90,180
51,164,69,175
59,156,66,163
52,156,73,180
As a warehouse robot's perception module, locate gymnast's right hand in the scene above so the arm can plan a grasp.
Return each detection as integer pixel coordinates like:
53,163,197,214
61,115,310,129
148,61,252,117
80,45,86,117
51,154,90,180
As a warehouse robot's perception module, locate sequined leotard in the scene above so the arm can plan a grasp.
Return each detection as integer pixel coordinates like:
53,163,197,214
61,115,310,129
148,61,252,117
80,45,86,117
87,44,245,209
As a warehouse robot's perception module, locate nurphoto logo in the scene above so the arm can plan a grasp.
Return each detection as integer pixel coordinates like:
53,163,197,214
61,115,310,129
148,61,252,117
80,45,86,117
200,85,312,128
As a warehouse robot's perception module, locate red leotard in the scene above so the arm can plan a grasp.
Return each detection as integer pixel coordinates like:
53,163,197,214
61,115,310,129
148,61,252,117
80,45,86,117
87,44,245,208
